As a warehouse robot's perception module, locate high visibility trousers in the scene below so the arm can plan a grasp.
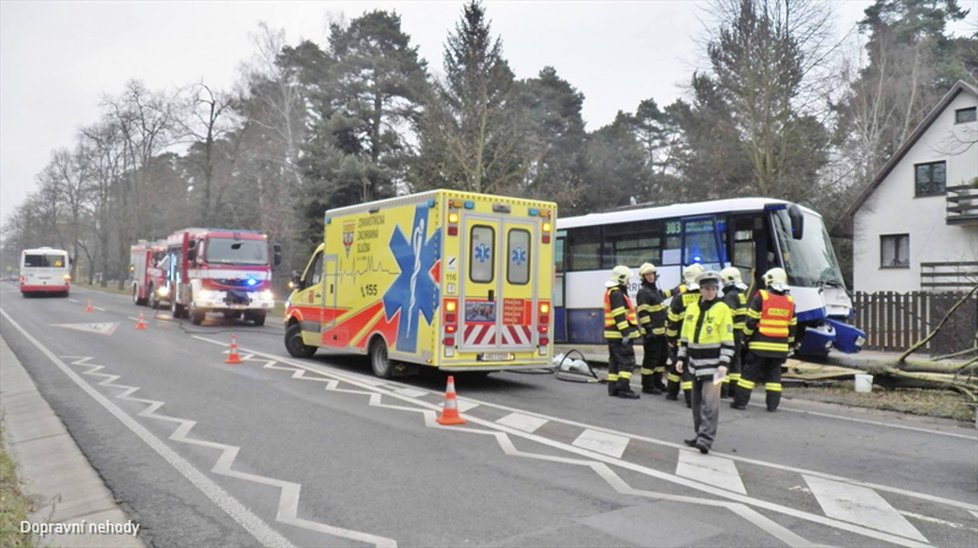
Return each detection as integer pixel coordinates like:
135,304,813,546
733,354,785,410
641,336,668,392
608,341,637,396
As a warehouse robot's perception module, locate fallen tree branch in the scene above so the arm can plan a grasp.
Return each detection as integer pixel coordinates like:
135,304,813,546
898,284,978,365
933,346,978,361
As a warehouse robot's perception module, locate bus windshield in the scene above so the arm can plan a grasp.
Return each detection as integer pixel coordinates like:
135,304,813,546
205,238,268,265
771,210,845,288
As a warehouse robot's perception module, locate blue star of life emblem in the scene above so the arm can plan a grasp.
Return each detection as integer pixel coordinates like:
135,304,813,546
511,247,527,265
383,205,440,353
474,243,491,263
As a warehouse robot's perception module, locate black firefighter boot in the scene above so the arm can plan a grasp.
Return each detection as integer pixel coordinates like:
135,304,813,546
617,377,640,399
607,375,619,397
642,371,662,395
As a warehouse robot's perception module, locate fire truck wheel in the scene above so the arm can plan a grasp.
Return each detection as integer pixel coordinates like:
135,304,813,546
369,338,393,379
247,311,266,327
132,285,142,306
285,323,316,358
148,286,159,309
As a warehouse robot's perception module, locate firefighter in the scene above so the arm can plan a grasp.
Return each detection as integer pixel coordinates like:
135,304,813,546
636,262,673,394
666,263,704,405
719,267,748,399
603,265,641,399
732,267,797,412
675,270,734,454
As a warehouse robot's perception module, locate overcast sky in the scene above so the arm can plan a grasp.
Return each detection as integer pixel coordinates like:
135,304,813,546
0,0,877,227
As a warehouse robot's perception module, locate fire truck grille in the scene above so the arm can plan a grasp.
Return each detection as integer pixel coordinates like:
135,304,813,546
227,290,250,305
216,279,257,288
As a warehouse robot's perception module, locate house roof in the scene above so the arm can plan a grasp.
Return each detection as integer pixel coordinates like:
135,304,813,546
840,79,978,235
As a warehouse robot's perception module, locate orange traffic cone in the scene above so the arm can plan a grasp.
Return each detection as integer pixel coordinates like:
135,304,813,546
225,334,242,364
436,375,466,425
85,298,93,313
135,312,147,330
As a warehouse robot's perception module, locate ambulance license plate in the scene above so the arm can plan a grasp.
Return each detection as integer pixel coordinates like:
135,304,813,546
478,352,514,362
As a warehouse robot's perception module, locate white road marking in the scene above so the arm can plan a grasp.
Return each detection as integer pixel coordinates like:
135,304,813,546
496,412,548,433
777,404,976,441
52,322,119,336
899,510,978,534
676,450,748,494
805,475,927,542
573,429,630,458
391,387,426,398
193,336,956,548
454,399,479,412
62,354,396,548
0,309,294,548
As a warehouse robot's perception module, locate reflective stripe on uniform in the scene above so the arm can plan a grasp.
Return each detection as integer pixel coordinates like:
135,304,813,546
765,382,782,392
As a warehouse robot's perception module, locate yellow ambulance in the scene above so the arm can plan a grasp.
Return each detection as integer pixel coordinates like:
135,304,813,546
284,190,557,378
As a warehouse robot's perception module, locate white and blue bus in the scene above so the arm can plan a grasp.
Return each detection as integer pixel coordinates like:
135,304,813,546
554,198,864,356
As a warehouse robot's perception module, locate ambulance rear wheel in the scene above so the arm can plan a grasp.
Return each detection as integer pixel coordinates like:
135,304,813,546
370,338,393,379
285,323,316,358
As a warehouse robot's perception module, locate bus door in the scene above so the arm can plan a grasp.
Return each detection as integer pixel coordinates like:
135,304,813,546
682,216,724,271
554,232,567,342
729,214,763,293
459,215,539,357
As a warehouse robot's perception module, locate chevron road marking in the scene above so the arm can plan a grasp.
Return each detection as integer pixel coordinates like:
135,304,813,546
52,322,119,336
676,450,747,495
496,412,548,433
573,428,630,458
1,310,294,548
805,475,927,543
192,335,959,548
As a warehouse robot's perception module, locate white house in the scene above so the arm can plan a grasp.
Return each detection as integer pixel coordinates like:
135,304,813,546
847,80,978,293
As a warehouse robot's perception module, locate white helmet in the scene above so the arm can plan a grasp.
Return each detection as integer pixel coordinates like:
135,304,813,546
720,266,742,286
638,263,657,277
683,263,703,285
763,267,789,291
606,265,633,287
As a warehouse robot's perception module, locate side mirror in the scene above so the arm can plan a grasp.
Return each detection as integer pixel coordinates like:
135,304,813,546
788,204,805,240
290,269,303,290
273,243,283,267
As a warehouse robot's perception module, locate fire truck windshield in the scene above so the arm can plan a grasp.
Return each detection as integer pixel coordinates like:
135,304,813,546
205,238,269,265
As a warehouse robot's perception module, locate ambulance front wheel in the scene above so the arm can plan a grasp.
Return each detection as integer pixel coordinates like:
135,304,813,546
285,323,317,358
370,338,393,379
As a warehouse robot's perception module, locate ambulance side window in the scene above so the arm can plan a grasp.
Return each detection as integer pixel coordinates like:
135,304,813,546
507,229,530,285
305,252,324,286
469,225,495,283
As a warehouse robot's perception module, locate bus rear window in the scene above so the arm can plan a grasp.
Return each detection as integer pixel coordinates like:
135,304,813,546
24,254,65,268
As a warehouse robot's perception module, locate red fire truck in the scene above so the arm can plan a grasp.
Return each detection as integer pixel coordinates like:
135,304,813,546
129,240,167,308
164,228,281,326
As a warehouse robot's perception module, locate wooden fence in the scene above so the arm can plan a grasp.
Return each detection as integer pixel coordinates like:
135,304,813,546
852,291,977,353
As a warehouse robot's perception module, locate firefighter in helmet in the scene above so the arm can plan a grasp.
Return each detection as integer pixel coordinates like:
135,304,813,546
719,267,748,399
732,267,797,412
675,270,735,454
666,263,704,405
636,262,673,394
604,265,641,399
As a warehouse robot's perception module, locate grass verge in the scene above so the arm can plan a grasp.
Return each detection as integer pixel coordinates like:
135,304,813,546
787,382,976,423
0,427,34,548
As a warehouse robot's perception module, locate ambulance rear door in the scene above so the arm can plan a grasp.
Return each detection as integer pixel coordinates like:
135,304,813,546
459,213,539,359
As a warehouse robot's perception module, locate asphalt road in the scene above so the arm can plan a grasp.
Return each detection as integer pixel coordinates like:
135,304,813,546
2,282,976,548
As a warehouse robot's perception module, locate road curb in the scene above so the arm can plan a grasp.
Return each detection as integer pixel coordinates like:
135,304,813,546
0,336,144,547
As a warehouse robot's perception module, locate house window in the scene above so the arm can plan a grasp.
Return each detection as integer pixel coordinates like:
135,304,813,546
955,106,977,124
914,161,946,196
880,234,909,269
